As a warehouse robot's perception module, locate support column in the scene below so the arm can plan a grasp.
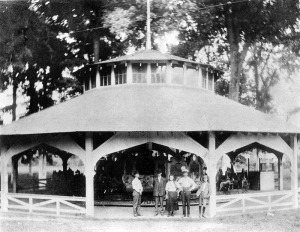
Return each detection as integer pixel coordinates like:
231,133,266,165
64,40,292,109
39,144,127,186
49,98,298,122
126,62,133,84
212,74,215,92
88,74,92,90
85,132,94,217
62,156,68,173
206,68,209,89
28,156,33,177
198,66,202,88
208,131,217,218
96,66,100,88
277,154,284,190
166,62,172,84
291,134,298,208
111,65,116,86
1,138,8,211
183,63,187,85
38,151,47,187
12,156,18,193
146,63,151,84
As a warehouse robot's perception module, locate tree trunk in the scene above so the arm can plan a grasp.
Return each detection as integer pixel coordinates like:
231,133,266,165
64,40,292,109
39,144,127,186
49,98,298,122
12,79,17,121
226,9,240,102
225,8,249,102
93,31,100,63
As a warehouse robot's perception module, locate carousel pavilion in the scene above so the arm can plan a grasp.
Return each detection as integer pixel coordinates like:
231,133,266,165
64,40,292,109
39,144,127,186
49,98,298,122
0,1,300,216
0,46,299,218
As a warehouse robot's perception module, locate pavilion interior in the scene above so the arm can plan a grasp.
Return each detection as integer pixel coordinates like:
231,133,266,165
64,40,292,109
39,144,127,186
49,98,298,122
2,131,295,206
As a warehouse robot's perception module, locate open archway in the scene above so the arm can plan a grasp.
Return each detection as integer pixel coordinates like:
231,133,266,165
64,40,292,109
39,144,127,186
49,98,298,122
214,134,293,194
92,133,208,204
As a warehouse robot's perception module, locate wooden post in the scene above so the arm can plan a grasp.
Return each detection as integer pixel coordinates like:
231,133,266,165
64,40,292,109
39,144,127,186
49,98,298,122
146,63,151,84
1,138,8,211
12,156,18,193
206,68,209,89
96,66,100,88
62,157,68,173
38,151,47,187
212,73,215,92
208,131,217,218
247,158,250,174
291,134,298,208
89,73,92,90
183,63,187,85
85,132,94,217
277,154,283,190
126,62,133,84
166,62,172,84
198,66,202,88
111,65,116,86
28,156,32,177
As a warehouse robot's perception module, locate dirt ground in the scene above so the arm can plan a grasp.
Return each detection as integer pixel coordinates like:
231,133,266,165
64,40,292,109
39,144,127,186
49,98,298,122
0,209,300,232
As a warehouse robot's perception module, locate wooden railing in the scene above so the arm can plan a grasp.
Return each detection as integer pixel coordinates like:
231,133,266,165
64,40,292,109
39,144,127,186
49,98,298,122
6,193,86,216
216,190,294,216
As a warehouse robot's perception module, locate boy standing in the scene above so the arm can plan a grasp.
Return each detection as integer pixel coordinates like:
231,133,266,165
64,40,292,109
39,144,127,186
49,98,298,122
197,175,211,218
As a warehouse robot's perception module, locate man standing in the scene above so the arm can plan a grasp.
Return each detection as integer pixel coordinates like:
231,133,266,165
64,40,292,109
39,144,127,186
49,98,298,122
177,167,197,218
132,171,143,217
153,169,166,216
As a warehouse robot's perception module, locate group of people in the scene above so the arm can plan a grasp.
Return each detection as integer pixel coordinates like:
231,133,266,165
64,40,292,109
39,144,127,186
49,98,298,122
131,167,211,218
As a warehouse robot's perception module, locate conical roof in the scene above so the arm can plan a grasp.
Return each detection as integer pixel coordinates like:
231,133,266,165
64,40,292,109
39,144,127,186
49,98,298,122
0,84,299,135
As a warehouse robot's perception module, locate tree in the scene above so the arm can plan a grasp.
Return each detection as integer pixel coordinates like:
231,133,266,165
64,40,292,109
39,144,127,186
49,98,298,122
0,1,33,120
168,0,300,101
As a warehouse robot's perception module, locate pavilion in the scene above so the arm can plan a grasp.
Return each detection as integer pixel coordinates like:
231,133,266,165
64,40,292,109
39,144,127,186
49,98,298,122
0,0,299,218
0,45,299,217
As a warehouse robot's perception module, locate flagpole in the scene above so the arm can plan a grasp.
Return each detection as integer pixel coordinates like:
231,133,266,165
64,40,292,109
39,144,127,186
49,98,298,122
146,0,151,50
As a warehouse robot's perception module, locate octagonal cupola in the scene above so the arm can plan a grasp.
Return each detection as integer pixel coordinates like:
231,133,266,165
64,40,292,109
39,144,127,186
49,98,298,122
83,49,222,92
81,0,222,93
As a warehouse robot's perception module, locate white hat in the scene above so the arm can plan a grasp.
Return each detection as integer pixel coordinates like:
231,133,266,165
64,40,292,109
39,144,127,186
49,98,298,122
181,166,189,173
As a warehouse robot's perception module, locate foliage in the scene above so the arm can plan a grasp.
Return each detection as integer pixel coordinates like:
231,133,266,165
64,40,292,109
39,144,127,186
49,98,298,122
167,0,300,101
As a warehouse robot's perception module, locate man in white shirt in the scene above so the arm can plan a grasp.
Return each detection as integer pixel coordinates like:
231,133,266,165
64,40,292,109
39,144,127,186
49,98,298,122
177,167,197,217
132,171,143,217
153,169,166,216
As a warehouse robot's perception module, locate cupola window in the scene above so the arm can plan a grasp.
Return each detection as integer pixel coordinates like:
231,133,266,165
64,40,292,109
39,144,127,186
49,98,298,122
151,63,166,83
132,63,147,83
100,66,111,86
115,64,127,85
186,66,198,86
171,64,184,85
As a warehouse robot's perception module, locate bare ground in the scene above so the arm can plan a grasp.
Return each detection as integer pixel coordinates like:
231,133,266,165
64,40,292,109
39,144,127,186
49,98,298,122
0,209,300,232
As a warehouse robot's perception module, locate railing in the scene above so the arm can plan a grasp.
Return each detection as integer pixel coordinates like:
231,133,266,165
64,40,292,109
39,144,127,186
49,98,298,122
6,193,86,216
216,190,294,216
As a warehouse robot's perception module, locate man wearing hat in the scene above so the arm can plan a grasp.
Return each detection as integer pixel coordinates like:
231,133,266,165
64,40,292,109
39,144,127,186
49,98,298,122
153,169,166,216
132,171,143,217
176,167,197,218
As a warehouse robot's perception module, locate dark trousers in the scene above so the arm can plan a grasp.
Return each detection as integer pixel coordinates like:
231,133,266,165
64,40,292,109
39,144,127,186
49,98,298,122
181,191,191,216
133,191,141,215
154,196,164,213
